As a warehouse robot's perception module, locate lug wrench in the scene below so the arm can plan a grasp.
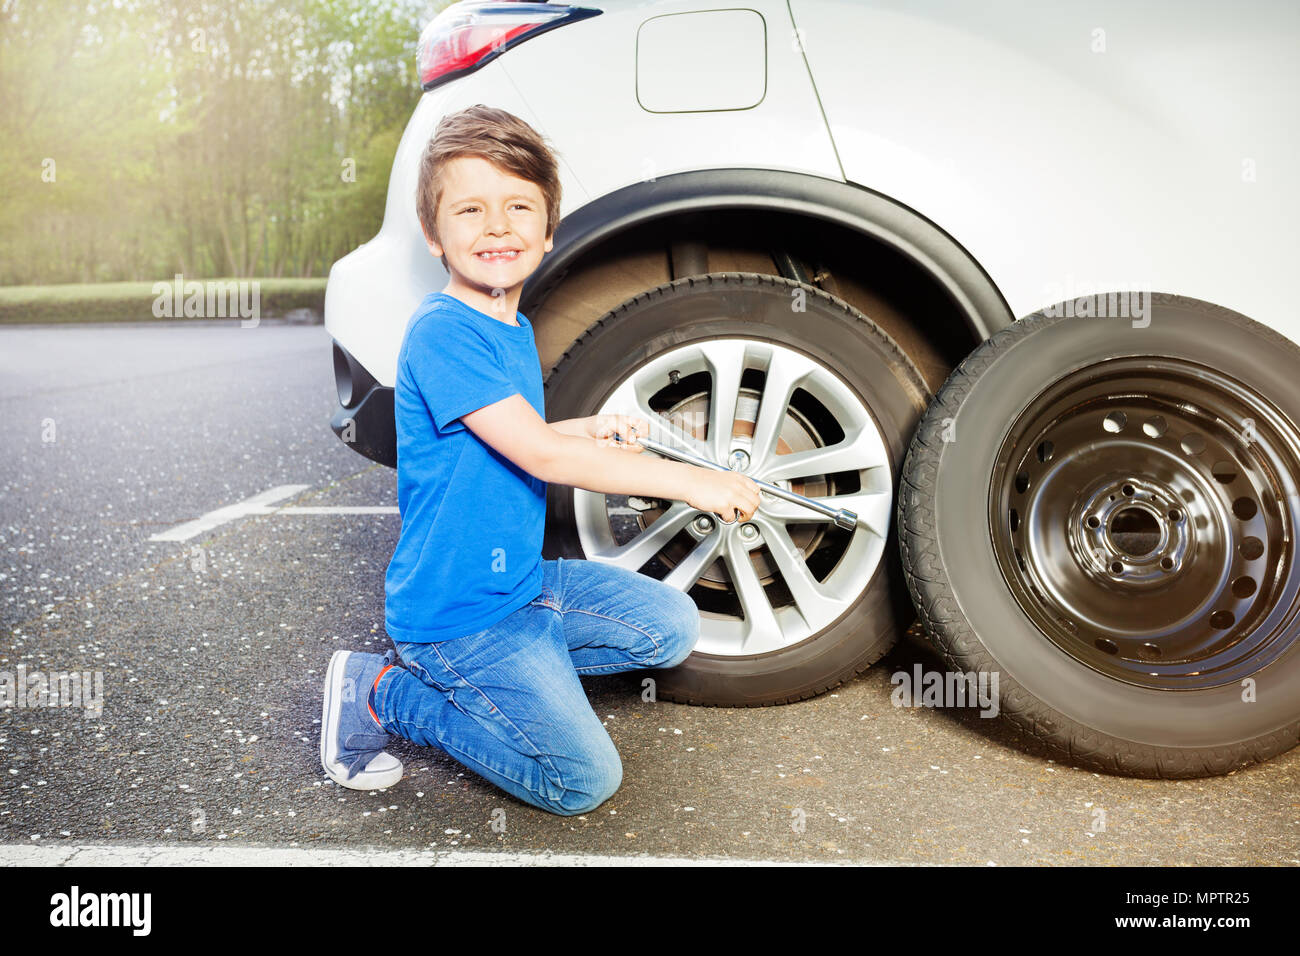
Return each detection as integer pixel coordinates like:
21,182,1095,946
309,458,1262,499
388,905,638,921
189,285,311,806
614,432,859,531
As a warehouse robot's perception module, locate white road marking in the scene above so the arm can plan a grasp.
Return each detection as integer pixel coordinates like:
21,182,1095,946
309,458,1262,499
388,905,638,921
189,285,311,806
0,844,870,867
276,506,399,515
149,485,397,542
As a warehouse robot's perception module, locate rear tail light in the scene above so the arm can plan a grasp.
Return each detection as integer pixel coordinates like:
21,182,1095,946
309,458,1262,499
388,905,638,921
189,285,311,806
417,1,602,91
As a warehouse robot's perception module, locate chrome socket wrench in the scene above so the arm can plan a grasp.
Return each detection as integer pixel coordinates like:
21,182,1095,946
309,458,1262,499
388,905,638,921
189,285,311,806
614,432,859,531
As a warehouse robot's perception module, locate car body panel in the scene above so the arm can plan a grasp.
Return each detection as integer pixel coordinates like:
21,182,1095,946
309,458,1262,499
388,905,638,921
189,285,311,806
790,0,1299,335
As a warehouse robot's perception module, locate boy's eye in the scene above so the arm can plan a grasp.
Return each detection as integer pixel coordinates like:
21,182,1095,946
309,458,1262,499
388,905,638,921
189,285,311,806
457,204,531,213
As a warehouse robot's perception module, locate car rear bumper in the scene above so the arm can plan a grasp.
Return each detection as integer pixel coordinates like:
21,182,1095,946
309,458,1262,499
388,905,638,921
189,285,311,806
331,340,396,468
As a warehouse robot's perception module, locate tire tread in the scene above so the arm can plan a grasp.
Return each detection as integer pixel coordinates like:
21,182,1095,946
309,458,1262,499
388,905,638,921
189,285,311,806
897,293,1300,778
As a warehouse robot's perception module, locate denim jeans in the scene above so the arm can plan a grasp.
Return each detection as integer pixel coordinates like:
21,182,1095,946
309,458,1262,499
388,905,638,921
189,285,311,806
372,556,700,816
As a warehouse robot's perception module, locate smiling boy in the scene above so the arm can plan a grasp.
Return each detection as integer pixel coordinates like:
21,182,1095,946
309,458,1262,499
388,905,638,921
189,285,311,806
319,105,761,814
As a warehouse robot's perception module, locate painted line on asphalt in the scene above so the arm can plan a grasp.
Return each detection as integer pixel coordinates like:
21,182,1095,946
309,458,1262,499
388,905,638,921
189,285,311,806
149,485,397,542
0,843,873,867
276,506,399,515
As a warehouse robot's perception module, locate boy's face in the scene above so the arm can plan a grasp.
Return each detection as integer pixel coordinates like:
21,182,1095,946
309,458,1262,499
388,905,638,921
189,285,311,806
424,155,553,318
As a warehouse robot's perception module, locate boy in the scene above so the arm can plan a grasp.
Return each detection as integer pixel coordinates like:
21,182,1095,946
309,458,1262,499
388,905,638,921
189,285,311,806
319,105,761,815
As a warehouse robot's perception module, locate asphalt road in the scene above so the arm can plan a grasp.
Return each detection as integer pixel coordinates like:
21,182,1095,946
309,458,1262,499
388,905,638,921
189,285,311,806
1,319,1297,865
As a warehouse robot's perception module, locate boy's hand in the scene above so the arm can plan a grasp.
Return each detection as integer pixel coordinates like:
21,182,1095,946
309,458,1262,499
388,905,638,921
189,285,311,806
686,469,763,525
590,414,651,450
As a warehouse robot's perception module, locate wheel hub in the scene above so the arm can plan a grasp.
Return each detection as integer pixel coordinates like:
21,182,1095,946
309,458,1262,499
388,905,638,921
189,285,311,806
990,356,1300,689
644,387,824,585
1072,475,1191,584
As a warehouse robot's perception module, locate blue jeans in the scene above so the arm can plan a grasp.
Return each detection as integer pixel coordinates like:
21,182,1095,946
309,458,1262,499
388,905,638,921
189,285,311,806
372,556,700,816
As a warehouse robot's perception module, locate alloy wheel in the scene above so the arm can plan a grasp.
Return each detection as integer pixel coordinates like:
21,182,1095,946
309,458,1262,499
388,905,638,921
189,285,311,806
574,338,894,656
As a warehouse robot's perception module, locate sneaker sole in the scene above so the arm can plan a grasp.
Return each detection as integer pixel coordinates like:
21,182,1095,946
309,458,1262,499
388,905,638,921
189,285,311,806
321,650,401,791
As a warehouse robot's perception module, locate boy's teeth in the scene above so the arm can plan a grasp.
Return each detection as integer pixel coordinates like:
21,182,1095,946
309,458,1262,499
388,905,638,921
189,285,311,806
478,250,519,260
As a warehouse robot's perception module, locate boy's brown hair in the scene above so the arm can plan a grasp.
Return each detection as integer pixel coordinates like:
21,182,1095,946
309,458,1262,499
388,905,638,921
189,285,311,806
416,104,563,269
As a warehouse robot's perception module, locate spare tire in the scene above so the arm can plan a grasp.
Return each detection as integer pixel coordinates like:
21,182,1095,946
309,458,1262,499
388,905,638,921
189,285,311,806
544,272,931,706
899,293,1300,777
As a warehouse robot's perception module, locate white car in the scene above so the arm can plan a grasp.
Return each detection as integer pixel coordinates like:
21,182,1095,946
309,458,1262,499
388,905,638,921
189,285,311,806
326,0,1300,778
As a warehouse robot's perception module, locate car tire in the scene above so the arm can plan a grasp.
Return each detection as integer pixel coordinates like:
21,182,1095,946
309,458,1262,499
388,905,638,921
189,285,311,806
544,272,931,706
898,293,1300,777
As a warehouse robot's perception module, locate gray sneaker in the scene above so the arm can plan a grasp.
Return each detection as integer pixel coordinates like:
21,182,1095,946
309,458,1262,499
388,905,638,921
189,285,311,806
320,649,403,790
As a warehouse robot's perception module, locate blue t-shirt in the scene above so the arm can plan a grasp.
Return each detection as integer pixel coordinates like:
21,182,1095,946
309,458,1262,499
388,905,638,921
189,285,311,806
384,291,546,642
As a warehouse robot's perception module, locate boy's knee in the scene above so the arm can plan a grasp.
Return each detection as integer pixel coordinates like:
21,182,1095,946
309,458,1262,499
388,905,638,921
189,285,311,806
555,772,622,816
552,744,623,816
658,589,700,668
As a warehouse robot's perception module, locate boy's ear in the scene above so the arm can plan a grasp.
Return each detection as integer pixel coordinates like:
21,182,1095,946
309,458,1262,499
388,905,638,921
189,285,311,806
420,223,443,258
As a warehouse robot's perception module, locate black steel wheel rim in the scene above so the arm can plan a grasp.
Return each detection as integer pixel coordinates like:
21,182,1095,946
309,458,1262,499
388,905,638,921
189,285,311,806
988,356,1300,690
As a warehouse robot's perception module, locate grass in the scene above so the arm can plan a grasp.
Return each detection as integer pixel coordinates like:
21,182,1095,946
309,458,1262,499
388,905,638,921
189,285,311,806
0,278,327,324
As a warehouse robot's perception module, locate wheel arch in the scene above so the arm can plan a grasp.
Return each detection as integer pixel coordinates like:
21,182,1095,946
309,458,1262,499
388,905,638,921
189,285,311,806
521,167,1015,376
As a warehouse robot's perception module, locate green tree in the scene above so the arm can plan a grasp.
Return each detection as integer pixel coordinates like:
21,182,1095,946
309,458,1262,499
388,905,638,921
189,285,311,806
0,0,441,284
